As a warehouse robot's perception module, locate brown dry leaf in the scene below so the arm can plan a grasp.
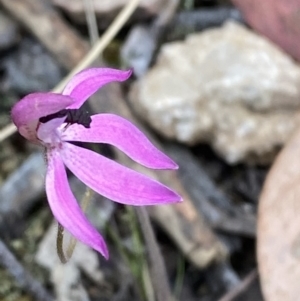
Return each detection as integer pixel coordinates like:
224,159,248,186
257,128,300,300
232,0,300,61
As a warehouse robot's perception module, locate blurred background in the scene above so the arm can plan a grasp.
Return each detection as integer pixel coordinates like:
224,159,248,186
0,0,299,300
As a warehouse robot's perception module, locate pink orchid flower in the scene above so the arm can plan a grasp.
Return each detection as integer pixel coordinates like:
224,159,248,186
11,68,181,259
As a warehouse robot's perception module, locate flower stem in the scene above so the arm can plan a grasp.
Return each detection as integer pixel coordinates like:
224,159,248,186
66,187,92,258
56,187,93,263
56,223,67,264
135,207,176,301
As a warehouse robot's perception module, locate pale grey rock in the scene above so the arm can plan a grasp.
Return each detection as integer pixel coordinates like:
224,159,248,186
121,0,179,77
36,223,104,301
35,180,114,301
121,25,157,77
129,21,300,164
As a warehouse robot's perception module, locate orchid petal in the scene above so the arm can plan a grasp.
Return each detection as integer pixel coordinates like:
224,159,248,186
11,93,74,143
61,143,181,205
37,117,66,144
46,149,108,258
62,68,132,109
62,114,178,169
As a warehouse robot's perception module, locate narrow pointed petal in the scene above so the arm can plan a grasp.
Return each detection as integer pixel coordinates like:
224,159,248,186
11,93,74,143
62,68,132,109
61,143,181,205
62,114,178,169
46,149,109,258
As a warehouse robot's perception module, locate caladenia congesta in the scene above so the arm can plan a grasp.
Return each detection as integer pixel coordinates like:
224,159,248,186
11,67,182,260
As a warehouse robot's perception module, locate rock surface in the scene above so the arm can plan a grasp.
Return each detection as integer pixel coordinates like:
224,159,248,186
36,223,104,301
3,38,64,94
129,21,300,164
0,10,19,50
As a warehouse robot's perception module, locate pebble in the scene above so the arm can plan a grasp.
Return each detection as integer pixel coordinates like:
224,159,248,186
3,38,64,94
129,21,300,164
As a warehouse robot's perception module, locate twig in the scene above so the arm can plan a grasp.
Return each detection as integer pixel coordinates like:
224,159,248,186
0,238,53,301
51,0,140,93
0,123,16,142
0,0,140,142
82,0,99,46
165,142,256,236
153,0,179,28
135,207,176,301
218,269,258,301
121,0,179,77
0,0,88,70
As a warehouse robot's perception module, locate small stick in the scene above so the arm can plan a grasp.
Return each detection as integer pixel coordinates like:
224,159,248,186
0,0,141,143
135,207,176,301
218,268,258,301
52,0,140,93
1,0,88,70
83,0,99,46
0,123,16,142
56,188,93,263
0,238,53,301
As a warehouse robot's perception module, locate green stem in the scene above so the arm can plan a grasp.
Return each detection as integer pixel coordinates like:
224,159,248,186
56,187,93,263
56,223,67,264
